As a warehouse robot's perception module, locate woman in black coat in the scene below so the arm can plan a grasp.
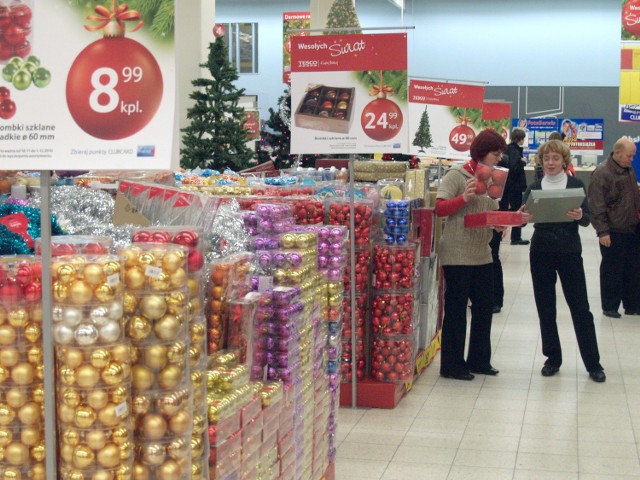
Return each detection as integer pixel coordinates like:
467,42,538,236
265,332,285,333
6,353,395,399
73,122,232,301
504,128,529,245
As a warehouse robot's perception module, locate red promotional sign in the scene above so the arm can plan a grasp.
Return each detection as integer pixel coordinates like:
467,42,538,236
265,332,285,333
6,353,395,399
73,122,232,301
481,102,511,121
409,81,485,108
283,12,311,84
243,110,260,140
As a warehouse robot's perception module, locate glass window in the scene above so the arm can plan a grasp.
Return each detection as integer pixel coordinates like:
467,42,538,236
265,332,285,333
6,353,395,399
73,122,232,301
223,23,258,74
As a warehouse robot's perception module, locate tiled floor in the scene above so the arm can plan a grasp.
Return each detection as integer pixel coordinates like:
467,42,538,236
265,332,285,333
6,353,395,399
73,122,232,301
336,228,640,479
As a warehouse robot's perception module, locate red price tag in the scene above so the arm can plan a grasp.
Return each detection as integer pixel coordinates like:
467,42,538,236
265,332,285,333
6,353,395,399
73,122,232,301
361,98,403,142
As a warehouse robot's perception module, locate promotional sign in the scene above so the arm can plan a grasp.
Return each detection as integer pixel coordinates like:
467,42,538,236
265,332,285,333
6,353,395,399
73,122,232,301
290,33,408,154
283,12,310,85
408,80,485,159
0,0,175,170
513,117,604,154
620,0,640,122
243,110,260,140
480,101,512,138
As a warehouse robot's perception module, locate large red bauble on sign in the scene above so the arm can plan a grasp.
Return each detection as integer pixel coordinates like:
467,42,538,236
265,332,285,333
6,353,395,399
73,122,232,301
66,37,163,140
360,98,403,142
623,0,640,36
449,124,475,152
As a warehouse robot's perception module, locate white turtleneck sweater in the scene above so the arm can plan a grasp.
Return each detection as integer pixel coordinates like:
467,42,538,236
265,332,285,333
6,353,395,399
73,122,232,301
541,171,568,190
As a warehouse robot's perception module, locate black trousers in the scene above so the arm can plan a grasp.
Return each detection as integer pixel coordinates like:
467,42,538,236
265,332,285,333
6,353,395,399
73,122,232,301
490,230,503,307
599,231,640,312
441,263,494,374
506,189,524,242
530,250,602,372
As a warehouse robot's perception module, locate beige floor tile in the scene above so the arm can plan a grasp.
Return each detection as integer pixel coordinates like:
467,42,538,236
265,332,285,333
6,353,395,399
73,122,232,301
409,417,468,435
518,437,578,455
334,458,388,479
392,444,456,465
446,465,513,480
453,449,516,469
344,429,406,446
516,452,578,472
336,442,397,462
579,456,640,476
458,433,520,452
577,413,633,429
579,425,636,443
579,474,640,480
521,423,577,441
513,470,578,480
522,409,578,427
468,408,524,425
579,441,639,459
380,461,450,480
464,420,522,437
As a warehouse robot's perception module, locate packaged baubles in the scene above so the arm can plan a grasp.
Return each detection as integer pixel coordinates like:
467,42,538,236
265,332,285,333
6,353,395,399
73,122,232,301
131,227,205,275
372,242,418,290
35,235,112,256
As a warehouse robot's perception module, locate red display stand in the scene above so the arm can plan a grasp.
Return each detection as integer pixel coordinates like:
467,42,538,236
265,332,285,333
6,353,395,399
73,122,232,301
322,463,336,480
339,379,406,409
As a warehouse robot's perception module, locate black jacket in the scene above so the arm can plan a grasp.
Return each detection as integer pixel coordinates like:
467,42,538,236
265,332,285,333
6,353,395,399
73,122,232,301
505,143,527,192
523,175,590,254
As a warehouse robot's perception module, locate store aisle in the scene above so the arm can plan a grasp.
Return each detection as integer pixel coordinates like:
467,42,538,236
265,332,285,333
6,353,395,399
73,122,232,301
336,229,640,479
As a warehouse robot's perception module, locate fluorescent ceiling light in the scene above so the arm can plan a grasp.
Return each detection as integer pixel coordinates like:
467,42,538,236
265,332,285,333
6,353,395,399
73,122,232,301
388,0,404,8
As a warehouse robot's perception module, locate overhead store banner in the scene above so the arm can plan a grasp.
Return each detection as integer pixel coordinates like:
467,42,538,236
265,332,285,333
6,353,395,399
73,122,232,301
408,80,485,159
620,0,640,122
0,0,175,170
513,117,604,154
480,101,511,138
290,33,408,154
283,11,310,85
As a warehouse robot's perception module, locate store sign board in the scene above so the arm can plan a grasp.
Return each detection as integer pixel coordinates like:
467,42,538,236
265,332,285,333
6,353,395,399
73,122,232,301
408,80,485,159
0,1,175,170
512,117,604,154
283,12,311,85
481,102,512,140
620,0,640,122
243,110,260,140
290,33,409,154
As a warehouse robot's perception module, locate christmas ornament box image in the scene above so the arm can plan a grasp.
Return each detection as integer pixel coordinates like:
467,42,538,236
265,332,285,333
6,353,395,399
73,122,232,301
294,84,355,134
464,211,524,228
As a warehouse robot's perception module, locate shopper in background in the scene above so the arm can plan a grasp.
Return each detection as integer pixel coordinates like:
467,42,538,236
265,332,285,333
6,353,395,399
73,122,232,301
504,128,529,245
490,152,510,314
588,137,640,318
524,139,605,383
435,129,508,380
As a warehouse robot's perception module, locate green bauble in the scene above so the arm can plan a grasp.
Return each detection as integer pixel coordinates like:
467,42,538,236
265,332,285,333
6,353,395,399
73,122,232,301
12,70,31,90
33,68,51,88
2,64,18,83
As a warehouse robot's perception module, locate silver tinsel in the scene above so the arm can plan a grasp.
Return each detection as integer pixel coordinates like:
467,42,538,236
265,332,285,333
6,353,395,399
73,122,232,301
206,200,251,260
28,186,136,249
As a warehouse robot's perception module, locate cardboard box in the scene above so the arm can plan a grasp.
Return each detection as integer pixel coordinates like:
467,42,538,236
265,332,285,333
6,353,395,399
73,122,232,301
464,211,524,228
525,188,585,223
294,85,355,134
412,208,435,257
405,169,428,202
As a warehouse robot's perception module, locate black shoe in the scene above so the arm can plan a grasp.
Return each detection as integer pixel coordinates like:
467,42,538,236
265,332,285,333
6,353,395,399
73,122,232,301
492,305,502,314
589,370,606,383
510,239,530,245
541,365,560,377
624,310,640,315
440,371,475,381
603,310,621,318
469,366,499,376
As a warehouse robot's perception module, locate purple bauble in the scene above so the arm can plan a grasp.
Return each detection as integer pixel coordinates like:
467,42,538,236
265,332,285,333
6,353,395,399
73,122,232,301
318,227,330,241
318,242,329,255
330,227,345,242
317,255,328,269
288,253,302,267
273,253,286,267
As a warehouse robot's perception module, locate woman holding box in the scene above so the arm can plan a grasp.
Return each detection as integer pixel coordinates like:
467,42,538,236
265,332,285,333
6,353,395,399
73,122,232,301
435,129,508,380
523,139,605,383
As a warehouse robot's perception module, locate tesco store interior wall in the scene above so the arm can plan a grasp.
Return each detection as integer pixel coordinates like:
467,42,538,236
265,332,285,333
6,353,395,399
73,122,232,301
215,0,620,120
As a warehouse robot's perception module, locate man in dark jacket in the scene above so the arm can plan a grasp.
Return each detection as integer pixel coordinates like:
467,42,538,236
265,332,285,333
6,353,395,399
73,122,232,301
503,128,529,245
588,137,640,318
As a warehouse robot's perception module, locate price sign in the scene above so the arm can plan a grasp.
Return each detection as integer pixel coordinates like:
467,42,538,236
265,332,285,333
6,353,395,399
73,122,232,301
66,37,163,140
361,98,404,142
448,124,475,152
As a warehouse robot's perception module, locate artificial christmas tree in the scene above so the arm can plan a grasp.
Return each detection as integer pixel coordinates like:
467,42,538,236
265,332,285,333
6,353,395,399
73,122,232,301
413,106,433,153
180,36,254,171
325,0,361,35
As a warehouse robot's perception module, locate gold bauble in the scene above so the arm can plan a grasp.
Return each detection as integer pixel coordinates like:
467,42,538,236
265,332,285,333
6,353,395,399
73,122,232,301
154,314,180,342
168,410,190,436
58,403,75,424
83,263,105,285
191,462,203,480
132,393,150,416
65,470,85,480
137,252,156,267
163,252,184,273
166,342,185,365
123,293,137,314
101,362,124,386
31,441,45,462
139,295,166,321
115,464,132,480
24,322,41,344
121,247,141,268
103,261,121,277
141,413,167,440
191,370,203,390
0,306,6,324
111,385,129,405
59,366,76,386
0,325,16,346
119,441,133,463
85,429,107,451
19,426,40,446
3,466,22,479
156,394,180,417
92,470,114,480
149,272,171,291
191,435,204,458
0,366,9,384
87,389,109,410
64,348,85,369
192,414,206,435
111,427,129,446
17,402,40,426
97,403,120,428
167,437,189,460
72,445,95,469
168,268,186,289
132,463,150,480
165,291,186,315
56,263,77,284
62,388,81,408
156,460,181,480
143,344,167,370
97,443,121,469
10,362,34,386
111,344,130,364
4,442,29,466
30,305,42,323
60,443,74,464
53,281,70,302
74,406,97,429
35,364,44,381
189,323,205,344
94,283,116,303
141,442,165,466
157,365,181,390
89,348,111,369
132,365,154,390
76,365,100,388
188,345,201,367
187,277,200,298
0,427,12,447
7,308,27,328
0,348,18,368
26,345,43,366
124,267,146,290
30,463,46,480
61,428,80,446
69,280,94,305
127,316,151,342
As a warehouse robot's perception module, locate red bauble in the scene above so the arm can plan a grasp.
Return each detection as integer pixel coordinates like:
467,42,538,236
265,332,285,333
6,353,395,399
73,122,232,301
475,163,492,181
10,3,32,28
0,87,10,99
0,43,12,60
150,231,172,242
66,37,163,140
0,6,10,29
488,184,503,200
0,98,16,119
82,243,109,255
4,24,27,46
360,98,403,142
188,250,205,272
449,124,476,152
623,0,640,36
474,181,487,195
213,24,226,38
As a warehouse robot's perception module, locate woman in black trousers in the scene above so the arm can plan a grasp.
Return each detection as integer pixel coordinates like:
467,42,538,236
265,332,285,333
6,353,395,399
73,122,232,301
523,140,605,383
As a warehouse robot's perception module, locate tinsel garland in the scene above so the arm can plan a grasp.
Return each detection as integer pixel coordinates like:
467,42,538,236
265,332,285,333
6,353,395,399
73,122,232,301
206,200,251,260
0,204,64,255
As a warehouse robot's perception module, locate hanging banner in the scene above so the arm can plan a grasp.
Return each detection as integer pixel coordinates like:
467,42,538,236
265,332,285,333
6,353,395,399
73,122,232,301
620,0,640,122
290,33,409,154
0,0,175,170
512,118,604,154
480,102,511,138
408,80,485,159
243,110,260,140
283,12,310,85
